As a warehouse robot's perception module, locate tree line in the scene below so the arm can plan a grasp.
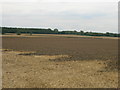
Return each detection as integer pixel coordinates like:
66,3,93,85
1,27,120,37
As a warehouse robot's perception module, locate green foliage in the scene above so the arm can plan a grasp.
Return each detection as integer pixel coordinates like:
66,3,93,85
80,30,84,35
54,28,58,34
2,32,5,35
1,27,119,37
16,31,21,35
30,31,32,35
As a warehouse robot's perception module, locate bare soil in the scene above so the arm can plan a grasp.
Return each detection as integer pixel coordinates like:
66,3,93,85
2,35,118,61
2,34,118,88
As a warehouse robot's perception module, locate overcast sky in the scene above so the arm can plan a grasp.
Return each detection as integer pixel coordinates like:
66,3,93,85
0,0,119,33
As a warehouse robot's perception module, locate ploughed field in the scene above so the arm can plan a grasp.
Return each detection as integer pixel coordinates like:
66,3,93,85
2,35,118,88
2,36,118,61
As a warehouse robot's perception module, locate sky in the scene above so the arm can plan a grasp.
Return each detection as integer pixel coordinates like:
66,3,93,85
0,0,119,33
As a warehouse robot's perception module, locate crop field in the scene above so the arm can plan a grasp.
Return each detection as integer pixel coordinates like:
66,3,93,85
2,34,118,88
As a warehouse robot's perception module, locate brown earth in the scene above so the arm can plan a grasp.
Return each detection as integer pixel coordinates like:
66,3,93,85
2,35,118,61
2,34,118,88
1,33,119,39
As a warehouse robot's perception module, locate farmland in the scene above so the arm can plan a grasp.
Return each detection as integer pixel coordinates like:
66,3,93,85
2,34,118,88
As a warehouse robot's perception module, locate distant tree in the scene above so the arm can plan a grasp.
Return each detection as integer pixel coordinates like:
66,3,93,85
30,31,32,35
1,27,120,37
80,30,84,35
16,31,21,35
54,28,58,32
85,32,89,35
1,29,5,34
48,28,52,31
106,32,110,36
2,32,5,35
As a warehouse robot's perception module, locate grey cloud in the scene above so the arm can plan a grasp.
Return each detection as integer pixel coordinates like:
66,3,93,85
2,2,118,33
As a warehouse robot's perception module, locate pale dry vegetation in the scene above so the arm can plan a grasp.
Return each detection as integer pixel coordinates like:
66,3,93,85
2,50,118,88
2,35,118,88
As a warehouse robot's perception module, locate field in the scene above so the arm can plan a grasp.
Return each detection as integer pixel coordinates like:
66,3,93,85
2,34,118,88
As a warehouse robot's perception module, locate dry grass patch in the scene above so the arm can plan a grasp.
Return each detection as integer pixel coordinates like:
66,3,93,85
2,50,118,88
